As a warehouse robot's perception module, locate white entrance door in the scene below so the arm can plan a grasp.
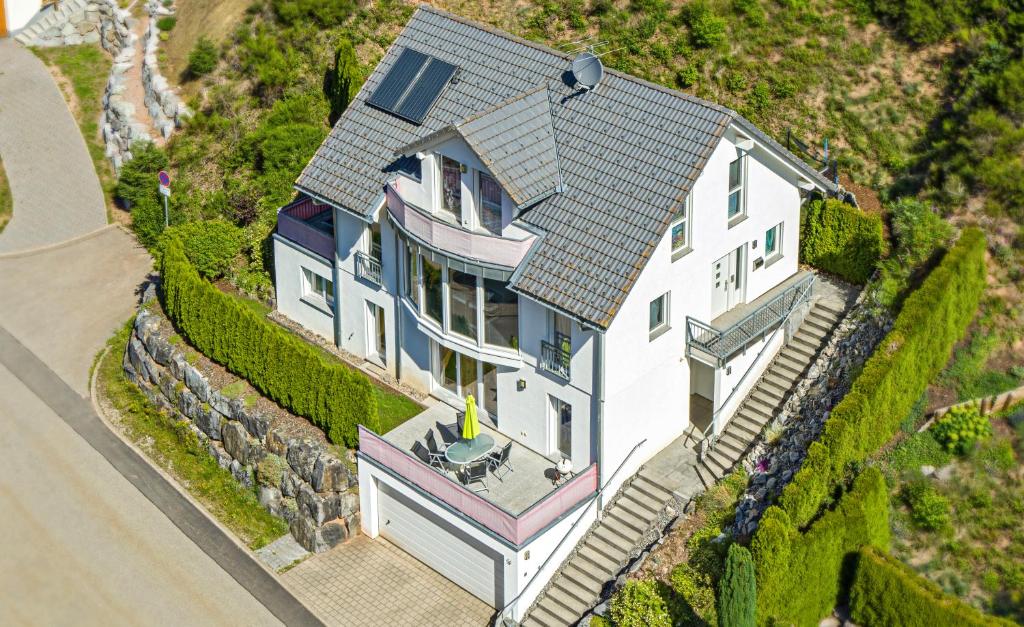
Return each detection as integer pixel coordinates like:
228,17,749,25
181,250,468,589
377,483,501,606
710,245,745,318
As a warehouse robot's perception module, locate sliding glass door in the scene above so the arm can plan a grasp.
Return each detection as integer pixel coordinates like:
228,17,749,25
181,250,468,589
433,340,499,419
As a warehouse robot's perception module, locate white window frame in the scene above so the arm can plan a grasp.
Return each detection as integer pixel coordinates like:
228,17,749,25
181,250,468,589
649,292,670,339
438,154,464,224
301,267,334,307
765,222,783,263
476,170,503,235
671,194,693,259
727,155,746,224
549,395,573,461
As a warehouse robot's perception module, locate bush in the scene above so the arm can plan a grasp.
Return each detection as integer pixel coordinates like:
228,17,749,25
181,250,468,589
609,579,672,627
160,220,243,280
680,1,727,48
889,198,954,268
256,453,289,487
718,544,756,627
850,546,1016,627
778,228,986,528
932,405,992,454
751,467,890,626
188,36,218,77
156,16,176,31
159,237,379,445
670,563,717,625
902,480,951,531
325,39,360,126
800,198,885,284
116,141,168,208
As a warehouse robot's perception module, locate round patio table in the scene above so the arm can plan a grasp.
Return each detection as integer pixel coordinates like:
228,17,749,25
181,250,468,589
444,434,496,465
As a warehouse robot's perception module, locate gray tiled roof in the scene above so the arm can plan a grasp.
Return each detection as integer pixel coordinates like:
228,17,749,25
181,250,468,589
296,5,836,329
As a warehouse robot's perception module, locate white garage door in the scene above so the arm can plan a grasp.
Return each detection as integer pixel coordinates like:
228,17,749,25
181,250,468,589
378,482,501,606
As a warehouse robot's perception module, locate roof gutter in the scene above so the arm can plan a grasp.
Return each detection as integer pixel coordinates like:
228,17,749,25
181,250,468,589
293,184,377,224
729,120,837,194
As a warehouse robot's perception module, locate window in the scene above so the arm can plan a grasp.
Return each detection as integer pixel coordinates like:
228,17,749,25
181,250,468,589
448,270,478,340
405,246,421,308
482,361,497,416
433,342,499,418
422,256,443,325
369,222,382,261
551,396,572,459
671,194,692,254
441,156,462,221
484,278,518,349
728,157,744,219
302,268,333,305
649,292,669,333
367,302,386,363
477,172,503,234
552,311,572,352
765,223,782,259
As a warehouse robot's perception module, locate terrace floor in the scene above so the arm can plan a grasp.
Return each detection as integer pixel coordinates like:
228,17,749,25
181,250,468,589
383,400,563,515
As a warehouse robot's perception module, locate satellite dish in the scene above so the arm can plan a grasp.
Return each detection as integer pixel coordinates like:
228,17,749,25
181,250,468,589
571,51,604,91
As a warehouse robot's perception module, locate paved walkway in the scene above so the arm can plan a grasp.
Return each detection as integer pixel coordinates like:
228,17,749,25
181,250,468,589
0,38,106,253
283,535,494,626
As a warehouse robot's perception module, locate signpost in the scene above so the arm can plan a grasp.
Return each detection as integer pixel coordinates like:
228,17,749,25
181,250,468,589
158,170,171,227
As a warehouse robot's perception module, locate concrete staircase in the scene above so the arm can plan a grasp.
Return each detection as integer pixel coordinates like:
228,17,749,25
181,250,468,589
521,469,678,627
695,302,843,489
14,0,91,45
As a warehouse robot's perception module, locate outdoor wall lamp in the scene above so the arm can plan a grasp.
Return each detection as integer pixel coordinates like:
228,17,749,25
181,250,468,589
517,379,526,391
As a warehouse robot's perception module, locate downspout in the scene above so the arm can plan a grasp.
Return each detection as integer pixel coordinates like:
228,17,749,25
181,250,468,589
594,329,606,518
332,208,343,348
393,229,403,381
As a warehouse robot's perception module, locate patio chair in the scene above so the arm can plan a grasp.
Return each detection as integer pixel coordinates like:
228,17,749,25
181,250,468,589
438,421,460,444
460,460,489,493
411,441,446,473
424,430,450,471
487,442,514,481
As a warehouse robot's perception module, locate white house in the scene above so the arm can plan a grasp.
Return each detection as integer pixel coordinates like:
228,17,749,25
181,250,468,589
273,6,840,622
1,0,44,36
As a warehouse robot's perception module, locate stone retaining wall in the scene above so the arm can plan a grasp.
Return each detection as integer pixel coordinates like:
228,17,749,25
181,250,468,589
16,0,131,53
141,1,190,139
123,302,360,553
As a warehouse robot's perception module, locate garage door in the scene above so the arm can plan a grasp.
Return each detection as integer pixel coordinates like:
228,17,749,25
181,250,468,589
378,482,501,606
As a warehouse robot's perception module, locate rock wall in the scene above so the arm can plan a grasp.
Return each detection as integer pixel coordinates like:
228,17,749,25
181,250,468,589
15,0,131,52
141,1,190,140
123,303,360,553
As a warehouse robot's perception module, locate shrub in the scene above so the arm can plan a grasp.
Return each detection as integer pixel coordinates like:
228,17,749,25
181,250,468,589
160,220,243,280
752,467,890,626
156,16,176,31
850,546,1016,627
609,579,672,627
116,140,168,208
670,563,717,625
718,544,756,627
256,453,289,487
778,228,986,528
902,480,951,531
159,236,379,445
681,1,727,48
799,198,885,284
889,198,954,268
932,405,992,454
676,65,699,88
188,36,218,77
325,39,360,126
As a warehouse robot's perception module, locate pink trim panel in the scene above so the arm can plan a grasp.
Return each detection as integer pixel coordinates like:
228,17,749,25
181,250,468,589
277,199,334,261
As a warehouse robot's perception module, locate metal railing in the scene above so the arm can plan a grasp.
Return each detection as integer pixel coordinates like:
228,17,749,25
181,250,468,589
495,438,648,626
539,339,570,380
698,275,816,459
686,273,815,365
355,251,383,286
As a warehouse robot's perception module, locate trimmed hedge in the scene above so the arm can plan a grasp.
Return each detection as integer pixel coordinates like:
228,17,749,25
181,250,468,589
800,199,885,284
751,467,890,626
850,547,1016,627
778,228,987,528
159,236,379,446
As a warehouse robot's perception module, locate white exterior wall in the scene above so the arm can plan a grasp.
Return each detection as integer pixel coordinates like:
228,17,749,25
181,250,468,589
272,236,335,342
6,0,41,32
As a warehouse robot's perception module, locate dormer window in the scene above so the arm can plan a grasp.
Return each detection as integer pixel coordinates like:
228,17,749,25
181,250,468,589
477,172,502,234
441,156,462,222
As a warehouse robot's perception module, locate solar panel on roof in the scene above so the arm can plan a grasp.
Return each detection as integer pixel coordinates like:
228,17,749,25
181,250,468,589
396,58,458,124
366,47,457,125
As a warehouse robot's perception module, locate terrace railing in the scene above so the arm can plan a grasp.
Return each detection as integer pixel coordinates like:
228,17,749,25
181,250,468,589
277,197,334,262
355,252,383,286
539,339,570,380
357,426,598,546
686,273,815,365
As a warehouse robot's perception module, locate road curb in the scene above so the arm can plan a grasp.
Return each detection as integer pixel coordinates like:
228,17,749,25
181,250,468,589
0,224,117,259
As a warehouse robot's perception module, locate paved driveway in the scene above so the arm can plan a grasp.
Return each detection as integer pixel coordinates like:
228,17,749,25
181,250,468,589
283,535,493,626
0,38,106,253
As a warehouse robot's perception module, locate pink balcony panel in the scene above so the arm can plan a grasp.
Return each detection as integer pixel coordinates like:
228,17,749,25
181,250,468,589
277,197,335,261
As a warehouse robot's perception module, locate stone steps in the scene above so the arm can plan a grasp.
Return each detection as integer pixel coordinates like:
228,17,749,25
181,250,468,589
521,471,677,627
15,0,91,44
695,301,843,489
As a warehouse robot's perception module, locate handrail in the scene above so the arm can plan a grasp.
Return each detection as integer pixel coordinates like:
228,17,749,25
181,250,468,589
699,276,816,458
355,251,383,286
495,438,648,626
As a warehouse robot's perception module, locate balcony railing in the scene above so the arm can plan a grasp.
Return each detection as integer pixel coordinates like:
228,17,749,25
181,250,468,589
276,197,334,262
539,339,570,380
686,273,815,364
355,252,383,286
358,426,598,546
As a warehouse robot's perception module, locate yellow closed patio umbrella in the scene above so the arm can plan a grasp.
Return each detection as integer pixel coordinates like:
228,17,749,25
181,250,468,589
462,394,480,441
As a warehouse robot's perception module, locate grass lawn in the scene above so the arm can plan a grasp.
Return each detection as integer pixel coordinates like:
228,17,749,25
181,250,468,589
0,158,10,234
32,44,116,211
98,320,289,549
880,403,1024,622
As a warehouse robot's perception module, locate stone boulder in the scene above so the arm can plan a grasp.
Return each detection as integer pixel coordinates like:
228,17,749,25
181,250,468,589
183,363,210,402
311,455,351,493
286,439,319,483
194,403,222,440
222,421,250,465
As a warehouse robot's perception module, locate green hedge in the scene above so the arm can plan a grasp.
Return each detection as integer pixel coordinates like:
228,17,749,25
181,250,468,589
800,199,885,284
751,467,890,626
778,228,987,528
849,547,1016,627
159,236,379,446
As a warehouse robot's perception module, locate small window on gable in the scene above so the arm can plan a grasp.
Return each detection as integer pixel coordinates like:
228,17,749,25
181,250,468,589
728,157,745,220
671,194,692,255
649,292,669,336
441,156,463,222
477,172,503,234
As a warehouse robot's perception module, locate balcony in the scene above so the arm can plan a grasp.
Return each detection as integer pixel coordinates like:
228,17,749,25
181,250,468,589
355,251,383,286
358,402,597,546
385,184,536,270
687,272,815,364
277,197,334,262
539,339,570,380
